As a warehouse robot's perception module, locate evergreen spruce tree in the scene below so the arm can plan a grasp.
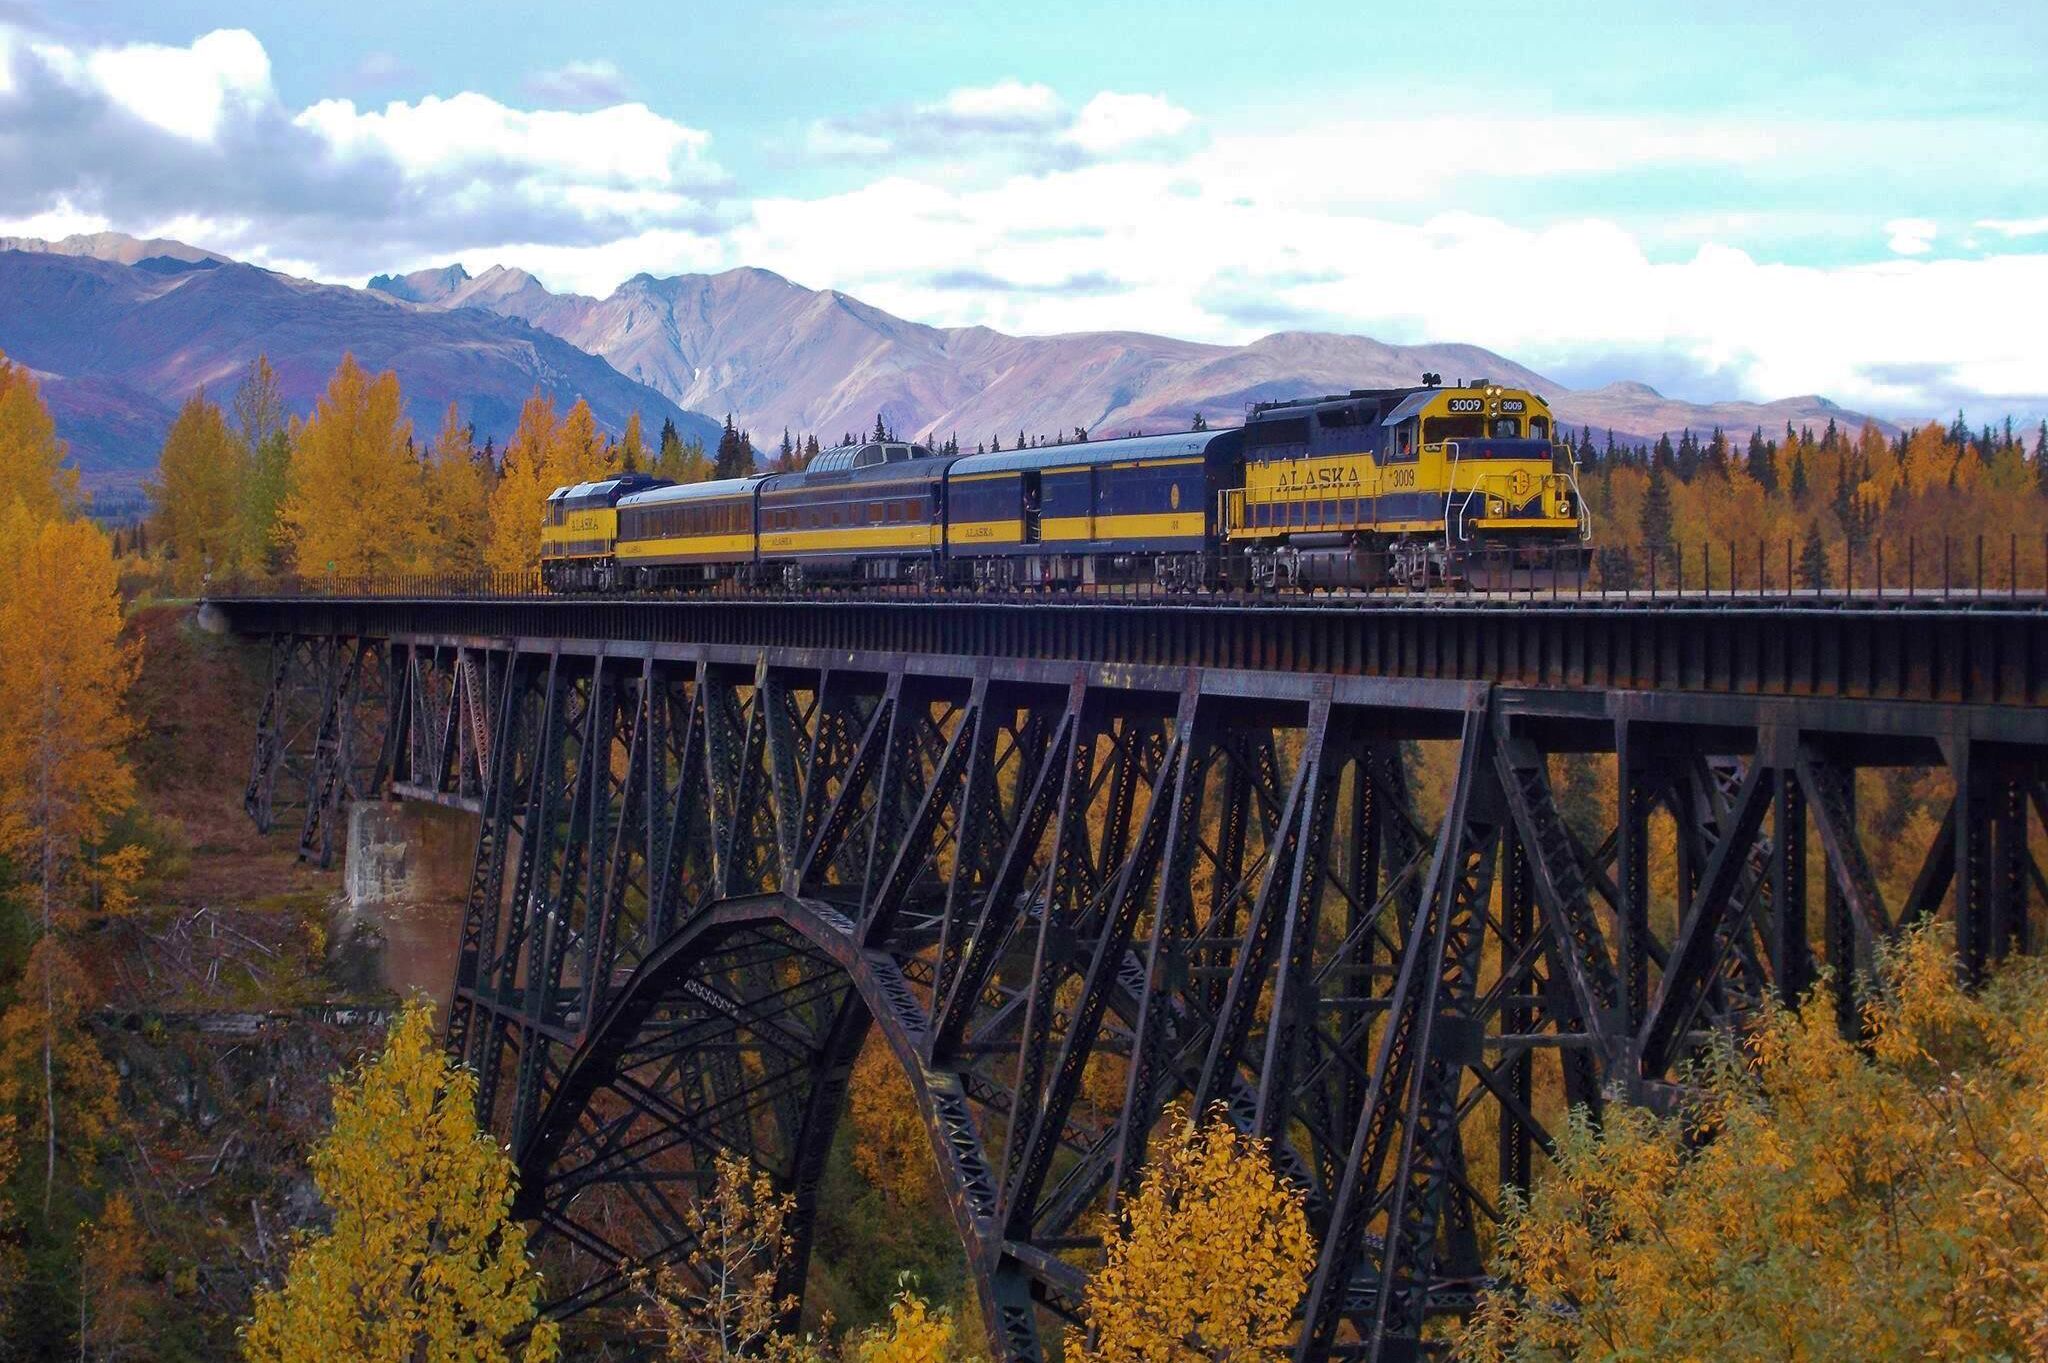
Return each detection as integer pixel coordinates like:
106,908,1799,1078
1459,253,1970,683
1800,519,1830,589
1676,428,1700,479
713,414,750,479
1832,457,1869,554
1790,448,1810,505
1746,427,1775,492
1640,463,1674,549
1653,432,1676,472
655,417,684,480
1705,426,1729,477
2035,421,2047,496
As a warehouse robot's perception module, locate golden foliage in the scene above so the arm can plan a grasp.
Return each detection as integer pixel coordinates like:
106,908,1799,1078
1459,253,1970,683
638,1151,824,1363
0,350,78,522
0,939,124,1183
242,1000,559,1363
0,507,139,874
619,411,648,471
1070,1109,1314,1363
149,389,251,590
486,392,562,573
81,1190,148,1360
277,353,424,578
849,1289,965,1363
423,402,490,576
1459,925,2048,1362
848,1040,937,1207
555,397,610,486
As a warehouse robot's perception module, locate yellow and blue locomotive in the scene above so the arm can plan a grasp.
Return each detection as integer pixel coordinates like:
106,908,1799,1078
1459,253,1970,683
538,378,1590,593
1224,378,1588,588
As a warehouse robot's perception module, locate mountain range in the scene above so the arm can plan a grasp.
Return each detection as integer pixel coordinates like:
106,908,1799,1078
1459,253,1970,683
373,261,1879,454
0,241,719,494
0,232,1887,496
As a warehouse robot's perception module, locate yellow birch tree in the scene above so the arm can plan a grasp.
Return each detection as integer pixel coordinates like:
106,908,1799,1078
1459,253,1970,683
850,1288,963,1363
637,1152,823,1363
0,506,141,1218
0,351,78,521
233,354,295,575
1458,926,2048,1363
552,397,610,488
276,354,425,579
242,999,559,1363
149,389,250,591
423,402,489,577
486,392,561,572
80,1190,147,1360
618,411,648,472
1069,1111,1314,1363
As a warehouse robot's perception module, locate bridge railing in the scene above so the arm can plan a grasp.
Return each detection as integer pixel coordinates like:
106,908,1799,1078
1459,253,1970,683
198,534,2048,604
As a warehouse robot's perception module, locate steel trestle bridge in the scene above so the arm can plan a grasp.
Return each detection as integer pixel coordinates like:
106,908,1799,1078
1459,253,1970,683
215,588,2048,1362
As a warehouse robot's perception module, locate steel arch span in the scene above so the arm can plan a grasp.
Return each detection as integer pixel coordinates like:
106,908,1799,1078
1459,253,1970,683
237,629,2048,1363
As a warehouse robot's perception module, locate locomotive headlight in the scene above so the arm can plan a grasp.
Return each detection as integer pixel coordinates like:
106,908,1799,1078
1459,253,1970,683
1489,499,1504,515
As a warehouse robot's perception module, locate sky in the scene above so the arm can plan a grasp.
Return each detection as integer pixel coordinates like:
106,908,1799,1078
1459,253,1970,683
1,0,2043,425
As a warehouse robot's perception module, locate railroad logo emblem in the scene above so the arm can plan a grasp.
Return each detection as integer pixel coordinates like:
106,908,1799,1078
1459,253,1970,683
1170,483,1181,510
1509,469,1530,499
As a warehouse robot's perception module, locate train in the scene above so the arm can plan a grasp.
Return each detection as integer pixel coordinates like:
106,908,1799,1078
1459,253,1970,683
538,378,1591,594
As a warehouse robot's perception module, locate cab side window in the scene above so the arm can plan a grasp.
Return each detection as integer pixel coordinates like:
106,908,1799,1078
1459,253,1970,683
1388,422,1419,461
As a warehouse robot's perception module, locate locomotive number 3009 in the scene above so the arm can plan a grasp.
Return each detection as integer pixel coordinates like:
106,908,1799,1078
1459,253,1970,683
1447,397,1484,413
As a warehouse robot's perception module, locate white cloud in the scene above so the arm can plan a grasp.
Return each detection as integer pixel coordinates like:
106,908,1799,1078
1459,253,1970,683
43,28,275,141
295,93,714,189
934,80,1062,128
1886,217,1936,255
1977,216,2048,239
0,26,16,97
1064,92,1193,153
523,58,629,106
0,200,114,240
806,121,892,159
725,150,2046,422
808,82,1195,169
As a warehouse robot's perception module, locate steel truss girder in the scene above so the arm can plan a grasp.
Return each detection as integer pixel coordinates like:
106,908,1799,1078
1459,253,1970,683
243,634,393,865
240,634,2048,1363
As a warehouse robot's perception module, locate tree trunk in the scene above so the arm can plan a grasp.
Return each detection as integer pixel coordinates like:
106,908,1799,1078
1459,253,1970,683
43,815,58,1224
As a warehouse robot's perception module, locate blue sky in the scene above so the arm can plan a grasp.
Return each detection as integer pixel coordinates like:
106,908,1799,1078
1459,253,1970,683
5,0,2045,422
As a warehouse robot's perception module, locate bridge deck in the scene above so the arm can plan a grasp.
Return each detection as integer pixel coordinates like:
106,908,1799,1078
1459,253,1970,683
207,593,2048,715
